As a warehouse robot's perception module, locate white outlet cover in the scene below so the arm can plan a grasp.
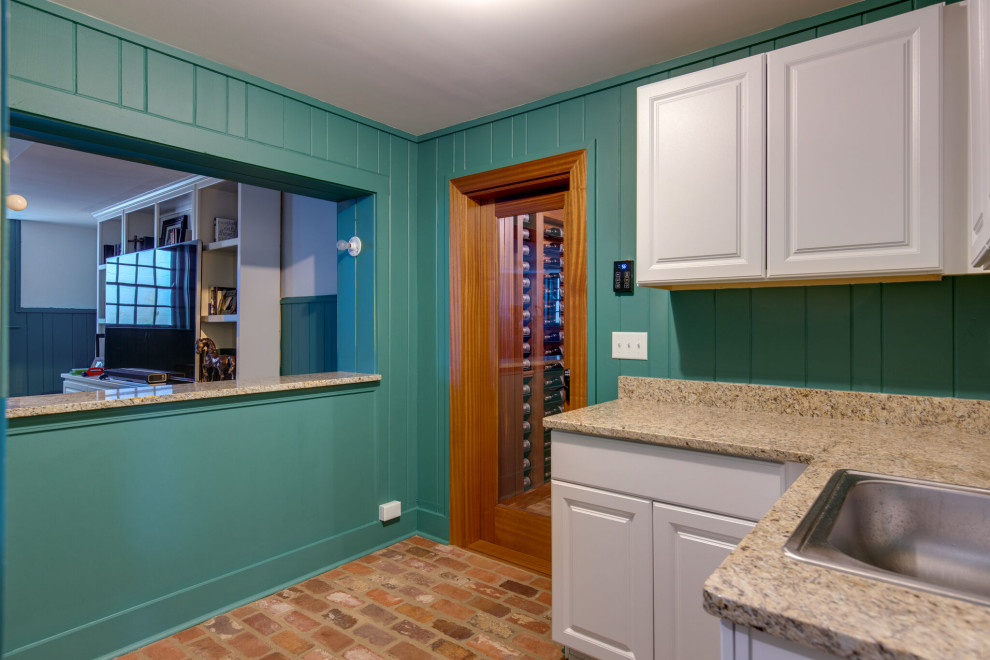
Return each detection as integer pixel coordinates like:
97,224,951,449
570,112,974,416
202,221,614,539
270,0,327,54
612,332,648,360
379,500,402,521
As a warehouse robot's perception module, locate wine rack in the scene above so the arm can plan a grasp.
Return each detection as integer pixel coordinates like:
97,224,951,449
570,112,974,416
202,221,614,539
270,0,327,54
498,210,568,502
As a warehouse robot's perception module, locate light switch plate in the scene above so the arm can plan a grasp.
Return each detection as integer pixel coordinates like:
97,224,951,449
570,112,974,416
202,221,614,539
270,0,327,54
612,332,648,360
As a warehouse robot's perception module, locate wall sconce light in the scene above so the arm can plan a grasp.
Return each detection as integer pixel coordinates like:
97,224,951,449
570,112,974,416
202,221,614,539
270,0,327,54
6,194,27,211
337,236,362,257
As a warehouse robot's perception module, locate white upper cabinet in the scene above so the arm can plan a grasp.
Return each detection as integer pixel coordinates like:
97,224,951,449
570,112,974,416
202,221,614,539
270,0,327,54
971,0,990,268
766,5,942,279
637,56,766,284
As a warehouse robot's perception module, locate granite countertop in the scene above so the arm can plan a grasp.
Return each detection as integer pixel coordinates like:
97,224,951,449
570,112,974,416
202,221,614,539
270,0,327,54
5,372,382,418
544,377,990,660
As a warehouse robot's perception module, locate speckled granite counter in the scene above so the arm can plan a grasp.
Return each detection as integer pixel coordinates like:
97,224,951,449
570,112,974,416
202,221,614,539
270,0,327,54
543,377,990,660
5,372,381,418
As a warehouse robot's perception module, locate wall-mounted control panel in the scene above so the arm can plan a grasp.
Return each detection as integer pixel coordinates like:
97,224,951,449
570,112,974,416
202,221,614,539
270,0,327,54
613,260,634,293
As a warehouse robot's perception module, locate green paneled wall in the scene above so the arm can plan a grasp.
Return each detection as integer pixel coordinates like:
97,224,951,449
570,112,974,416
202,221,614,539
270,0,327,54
279,295,337,376
3,0,429,657
414,0,986,511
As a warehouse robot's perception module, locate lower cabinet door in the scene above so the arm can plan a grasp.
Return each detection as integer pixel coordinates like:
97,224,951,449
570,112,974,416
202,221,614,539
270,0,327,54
654,502,755,660
552,480,654,660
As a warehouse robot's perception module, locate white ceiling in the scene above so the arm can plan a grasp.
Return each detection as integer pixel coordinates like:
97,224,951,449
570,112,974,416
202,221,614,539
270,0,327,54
7,138,190,225
50,0,858,136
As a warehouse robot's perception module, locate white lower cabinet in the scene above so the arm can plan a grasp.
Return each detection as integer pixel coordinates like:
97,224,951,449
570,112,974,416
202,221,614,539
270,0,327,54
553,482,654,660
551,431,804,660
720,622,838,660
654,504,754,660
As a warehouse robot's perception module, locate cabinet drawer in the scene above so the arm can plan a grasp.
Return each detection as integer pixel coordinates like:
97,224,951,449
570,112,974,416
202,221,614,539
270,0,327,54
551,431,794,521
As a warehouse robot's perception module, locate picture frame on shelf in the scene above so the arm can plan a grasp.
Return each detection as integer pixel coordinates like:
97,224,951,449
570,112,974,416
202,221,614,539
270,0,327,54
160,215,189,247
214,217,237,242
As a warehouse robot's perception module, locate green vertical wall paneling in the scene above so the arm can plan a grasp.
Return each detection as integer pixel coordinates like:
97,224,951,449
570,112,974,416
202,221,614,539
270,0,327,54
279,296,337,376
355,194,377,373
751,288,806,386
558,97,585,146
246,84,283,146
310,107,328,160
327,112,358,167
805,285,852,390
714,289,751,383
76,26,118,103
882,279,954,396
195,67,227,132
586,87,622,402
491,118,513,164
668,291,716,380
146,51,194,123
10,3,73,91
953,276,990,398
336,199,358,373
226,78,246,137
511,115,526,159
526,105,557,155
357,124,378,172
283,97,311,154
850,283,884,391
120,41,145,110
465,124,492,172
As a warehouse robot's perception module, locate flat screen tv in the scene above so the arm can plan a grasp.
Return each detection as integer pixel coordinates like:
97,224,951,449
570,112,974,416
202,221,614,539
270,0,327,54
104,241,200,379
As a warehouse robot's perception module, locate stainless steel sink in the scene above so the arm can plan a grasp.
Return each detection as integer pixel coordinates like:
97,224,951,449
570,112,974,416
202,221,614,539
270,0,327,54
784,470,990,606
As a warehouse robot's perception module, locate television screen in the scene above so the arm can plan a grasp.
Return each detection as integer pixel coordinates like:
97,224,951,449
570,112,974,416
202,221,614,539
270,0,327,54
105,241,199,378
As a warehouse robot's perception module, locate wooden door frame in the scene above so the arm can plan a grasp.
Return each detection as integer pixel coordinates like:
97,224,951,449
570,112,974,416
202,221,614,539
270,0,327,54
448,150,587,574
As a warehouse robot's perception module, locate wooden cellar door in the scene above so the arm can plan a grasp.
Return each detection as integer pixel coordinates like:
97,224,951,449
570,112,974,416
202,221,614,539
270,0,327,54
449,151,587,575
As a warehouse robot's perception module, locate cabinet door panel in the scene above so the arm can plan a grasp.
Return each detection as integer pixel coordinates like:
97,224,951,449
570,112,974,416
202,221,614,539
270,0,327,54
654,502,754,660
971,0,990,267
767,6,941,278
552,481,653,660
637,56,765,284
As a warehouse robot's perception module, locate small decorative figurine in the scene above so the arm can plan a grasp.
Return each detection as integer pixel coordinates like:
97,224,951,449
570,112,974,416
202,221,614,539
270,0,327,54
195,337,236,381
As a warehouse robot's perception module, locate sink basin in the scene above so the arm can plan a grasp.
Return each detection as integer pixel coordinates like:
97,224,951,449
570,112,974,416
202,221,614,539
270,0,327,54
784,470,990,606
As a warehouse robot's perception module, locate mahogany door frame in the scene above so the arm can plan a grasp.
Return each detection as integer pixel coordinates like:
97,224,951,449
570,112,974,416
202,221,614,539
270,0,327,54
448,150,587,575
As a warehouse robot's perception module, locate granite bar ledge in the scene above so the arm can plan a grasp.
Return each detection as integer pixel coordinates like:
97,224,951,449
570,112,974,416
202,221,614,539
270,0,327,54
4,372,381,418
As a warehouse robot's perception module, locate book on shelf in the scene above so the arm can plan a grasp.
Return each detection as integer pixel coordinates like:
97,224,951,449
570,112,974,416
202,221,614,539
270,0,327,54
208,286,237,316
160,214,189,246
214,217,238,242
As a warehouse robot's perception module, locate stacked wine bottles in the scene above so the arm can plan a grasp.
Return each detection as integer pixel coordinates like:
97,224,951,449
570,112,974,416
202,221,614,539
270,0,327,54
517,213,566,492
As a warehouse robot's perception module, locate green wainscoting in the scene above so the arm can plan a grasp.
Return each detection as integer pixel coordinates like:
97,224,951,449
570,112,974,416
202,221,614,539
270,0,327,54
280,295,337,376
7,221,96,396
415,0,986,516
3,0,430,657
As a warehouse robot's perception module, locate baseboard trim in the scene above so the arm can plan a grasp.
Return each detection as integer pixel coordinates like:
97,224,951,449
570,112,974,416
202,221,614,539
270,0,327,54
4,516,421,660
416,507,450,543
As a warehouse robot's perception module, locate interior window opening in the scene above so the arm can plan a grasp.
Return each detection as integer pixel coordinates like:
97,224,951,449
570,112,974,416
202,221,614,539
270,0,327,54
6,135,359,397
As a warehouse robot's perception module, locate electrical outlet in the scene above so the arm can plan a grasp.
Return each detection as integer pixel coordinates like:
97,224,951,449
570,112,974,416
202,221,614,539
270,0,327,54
379,500,401,522
612,332,648,360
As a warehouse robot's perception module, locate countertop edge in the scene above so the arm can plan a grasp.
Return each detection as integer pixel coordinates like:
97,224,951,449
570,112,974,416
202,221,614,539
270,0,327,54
5,372,382,418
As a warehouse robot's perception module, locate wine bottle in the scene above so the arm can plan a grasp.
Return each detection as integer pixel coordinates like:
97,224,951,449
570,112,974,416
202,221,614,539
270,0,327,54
522,358,531,370
545,226,563,239
544,404,565,416
544,362,564,375
544,390,565,407
522,310,531,322
522,244,531,257
522,342,531,355
522,439,532,454
522,325,531,338
522,276,531,289
522,293,531,305
522,228,531,240
544,346,563,359
523,402,531,416
522,260,531,272
543,241,562,256
543,256,562,270
522,384,532,398
544,330,563,343
544,441,552,453
523,476,532,489
544,374,565,391
522,458,531,470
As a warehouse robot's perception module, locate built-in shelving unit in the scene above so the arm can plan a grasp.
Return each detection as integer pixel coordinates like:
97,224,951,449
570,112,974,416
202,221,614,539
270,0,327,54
93,176,280,380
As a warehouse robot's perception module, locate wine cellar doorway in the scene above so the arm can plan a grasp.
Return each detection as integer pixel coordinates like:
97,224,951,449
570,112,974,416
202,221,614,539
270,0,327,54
449,151,587,575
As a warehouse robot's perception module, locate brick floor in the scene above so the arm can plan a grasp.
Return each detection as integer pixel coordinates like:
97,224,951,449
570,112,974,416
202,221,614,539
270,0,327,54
117,537,561,659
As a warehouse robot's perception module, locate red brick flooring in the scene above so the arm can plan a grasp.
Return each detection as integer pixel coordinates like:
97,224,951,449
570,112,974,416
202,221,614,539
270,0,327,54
118,536,561,660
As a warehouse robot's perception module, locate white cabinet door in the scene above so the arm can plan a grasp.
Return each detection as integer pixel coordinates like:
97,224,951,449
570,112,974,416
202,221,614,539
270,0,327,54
654,503,754,660
552,481,653,660
637,56,766,284
971,0,990,268
766,6,942,279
